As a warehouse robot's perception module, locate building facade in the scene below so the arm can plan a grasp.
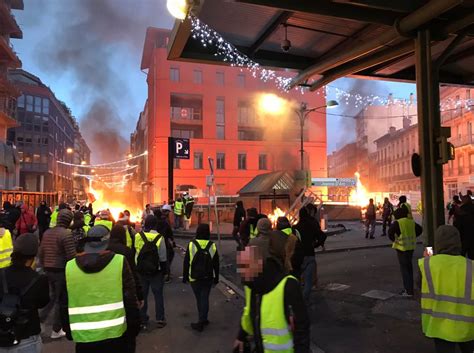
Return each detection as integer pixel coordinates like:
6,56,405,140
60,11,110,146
8,69,89,198
135,28,327,204
72,125,91,200
0,0,23,189
328,142,359,178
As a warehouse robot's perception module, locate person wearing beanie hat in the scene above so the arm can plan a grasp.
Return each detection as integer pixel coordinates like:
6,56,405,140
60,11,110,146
419,225,474,352
134,214,167,330
38,208,76,339
248,218,272,260
62,225,140,353
1,233,49,351
183,223,219,332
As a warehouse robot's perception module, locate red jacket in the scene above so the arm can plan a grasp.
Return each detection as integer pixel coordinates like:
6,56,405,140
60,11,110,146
16,206,38,235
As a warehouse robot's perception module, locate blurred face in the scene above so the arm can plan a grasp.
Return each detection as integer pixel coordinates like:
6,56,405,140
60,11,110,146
237,246,264,283
124,210,130,217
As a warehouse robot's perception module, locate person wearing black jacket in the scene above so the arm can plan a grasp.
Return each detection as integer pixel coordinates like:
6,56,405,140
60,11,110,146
239,208,259,248
2,201,20,234
107,225,143,353
183,224,219,332
293,207,325,303
453,195,474,259
61,225,140,353
234,246,310,353
232,201,245,248
154,210,175,283
1,233,49,352
36,201,52,242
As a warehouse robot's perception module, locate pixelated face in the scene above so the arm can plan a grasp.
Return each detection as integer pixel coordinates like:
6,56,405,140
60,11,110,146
237,246,264,282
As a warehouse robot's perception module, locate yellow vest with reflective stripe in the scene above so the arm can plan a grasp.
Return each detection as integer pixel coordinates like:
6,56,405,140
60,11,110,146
124,226,133,249
84,213,92,226
242,276,296,352
174,201,184,215
250,224,258,239
188,239,216,282
0,230,13,269
134,232,163,263
49,209,58,228
94,219,113,231
392,218,416,251
419,255,474,342
66,254,127,343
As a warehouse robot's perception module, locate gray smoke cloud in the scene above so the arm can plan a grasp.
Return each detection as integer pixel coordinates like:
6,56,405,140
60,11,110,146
24,0,173,163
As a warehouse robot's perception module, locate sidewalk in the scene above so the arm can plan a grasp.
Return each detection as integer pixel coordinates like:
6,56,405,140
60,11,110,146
43,251,243,353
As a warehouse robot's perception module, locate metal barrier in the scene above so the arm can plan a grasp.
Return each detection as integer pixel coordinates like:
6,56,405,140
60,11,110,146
0,190,58,209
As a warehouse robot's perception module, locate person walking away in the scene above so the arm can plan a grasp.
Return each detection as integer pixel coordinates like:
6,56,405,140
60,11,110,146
0,220,13,269
71,211,88,252
232,201,246,249
15,205,37,237
448,195,461,225
182,224,219,332
453,195,474,259
49,203,68,228
173,198,184,230
239,208,258,248
155,210,175,283
381,197,393,237
135,215,167,330
276,217,304,278
36,201,52,242
419,225,474,353
365,198,376,239
183,192,195,228
62,225,140,353
388,207,422,297
116,212,135,250
38,209,76,339
397,195,413,219
233,246,310,353
0,233,49,352
141,204,154,225
93,210,113,231
294,207,326,303
248,218,272,260
107,225,143,353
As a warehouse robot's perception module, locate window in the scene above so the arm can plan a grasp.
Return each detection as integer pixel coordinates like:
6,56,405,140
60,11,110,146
238,153,247,170
470,154,474,173
237,73,245,88
238,101,256,125
193,70,202,84
42,99,49,115
173,159,180,169
216,153,225,169
458,154,464,175
26,95,33,111
216,98,225,140
194,152,203,169
216,72,224,86
34,97,42,113
259,154,267,170
170,68,180,82
466,89,471,100
17,95,24,108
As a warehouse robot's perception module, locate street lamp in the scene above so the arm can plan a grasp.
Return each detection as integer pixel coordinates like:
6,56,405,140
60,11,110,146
296,100,338,170
166,0,189,19
66,148,73,154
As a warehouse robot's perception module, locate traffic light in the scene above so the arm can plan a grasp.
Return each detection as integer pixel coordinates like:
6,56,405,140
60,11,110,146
437,127,455,164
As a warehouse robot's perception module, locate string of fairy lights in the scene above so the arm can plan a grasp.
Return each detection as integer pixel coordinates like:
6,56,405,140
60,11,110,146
188,14,473,111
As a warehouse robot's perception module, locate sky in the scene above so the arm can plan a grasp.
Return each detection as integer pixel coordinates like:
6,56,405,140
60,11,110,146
13,0,415,160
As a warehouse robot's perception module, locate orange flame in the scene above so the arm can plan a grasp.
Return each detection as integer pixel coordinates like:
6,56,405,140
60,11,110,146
268,207,286,227
348,172,369,207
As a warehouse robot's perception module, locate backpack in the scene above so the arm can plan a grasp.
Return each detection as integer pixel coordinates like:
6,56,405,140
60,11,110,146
0,269,38,347
190,240,214,281
136,232,161,275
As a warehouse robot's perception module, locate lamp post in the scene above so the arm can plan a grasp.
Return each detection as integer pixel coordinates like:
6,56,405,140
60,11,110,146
295,100,338,170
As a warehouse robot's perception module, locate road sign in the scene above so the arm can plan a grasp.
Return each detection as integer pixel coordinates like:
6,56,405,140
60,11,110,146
311,177,357,187
171,137,190,159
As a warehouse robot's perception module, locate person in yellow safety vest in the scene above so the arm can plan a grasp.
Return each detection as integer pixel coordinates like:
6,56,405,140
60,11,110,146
419,225,474,352
94,210,113,231
239,208,258,248
182,223,220,332
234,245,310,353
388,207,422,297
63,225,140,353
134,215,168,330
397,195,413,219
49,207,59,228
0,220,13,268
276,217,304,278
173,198,184,230
117,212,135,249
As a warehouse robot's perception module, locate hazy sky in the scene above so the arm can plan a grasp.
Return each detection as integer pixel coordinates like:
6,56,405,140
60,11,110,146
13,0,415,158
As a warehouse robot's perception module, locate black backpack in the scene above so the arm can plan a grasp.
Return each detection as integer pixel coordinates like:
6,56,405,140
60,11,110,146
136,232,161,275
190,240,214,281
0,269,38,347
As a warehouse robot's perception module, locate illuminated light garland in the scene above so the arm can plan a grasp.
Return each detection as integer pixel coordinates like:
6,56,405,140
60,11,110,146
57,151,147,168
73,165,138,178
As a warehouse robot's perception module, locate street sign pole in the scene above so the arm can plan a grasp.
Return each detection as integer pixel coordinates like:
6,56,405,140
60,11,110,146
168,137,173,202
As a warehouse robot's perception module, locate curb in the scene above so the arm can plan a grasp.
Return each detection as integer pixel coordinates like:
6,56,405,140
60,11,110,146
316,240,424,254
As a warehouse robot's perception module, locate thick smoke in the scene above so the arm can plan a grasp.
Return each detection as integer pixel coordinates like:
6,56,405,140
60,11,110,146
28,0,173,163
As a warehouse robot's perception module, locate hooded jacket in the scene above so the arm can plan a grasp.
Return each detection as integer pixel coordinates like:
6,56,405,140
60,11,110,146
36,203,52,227
39,210,76,270
293,208,326,257
15,205,38,236
233,201,246,227
237,258,310,353
453,201,474,258
61,251,140,342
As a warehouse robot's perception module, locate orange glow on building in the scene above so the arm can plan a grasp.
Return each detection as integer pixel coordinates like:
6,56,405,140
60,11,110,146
133,28,328,204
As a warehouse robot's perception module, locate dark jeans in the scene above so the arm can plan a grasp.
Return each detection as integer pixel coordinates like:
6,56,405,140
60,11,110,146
40,271,65,332
174,215,183,229
232,226,242,248
396,250,414,294
434,338,474,353
76,335,127,353
365,218,376,237
191,280,213,323
382,215,391,235
139,272,165,322
38,224,49,242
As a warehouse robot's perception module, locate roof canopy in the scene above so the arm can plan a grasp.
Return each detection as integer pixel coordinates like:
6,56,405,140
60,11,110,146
239,171,295,195
168,0,474,89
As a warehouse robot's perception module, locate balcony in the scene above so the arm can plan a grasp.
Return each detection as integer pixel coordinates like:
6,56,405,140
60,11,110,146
0,35,20,67
441,104,473,123
0,95,16,127
449,135,474,148
0,2,22,38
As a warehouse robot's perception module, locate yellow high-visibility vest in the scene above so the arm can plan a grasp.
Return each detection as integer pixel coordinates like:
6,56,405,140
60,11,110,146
0,230,13,268
392,217,416,251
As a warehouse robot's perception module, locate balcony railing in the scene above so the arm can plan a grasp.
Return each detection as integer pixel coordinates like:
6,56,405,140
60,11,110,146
441,104,473,123
0,95,16,120
449,135,474,148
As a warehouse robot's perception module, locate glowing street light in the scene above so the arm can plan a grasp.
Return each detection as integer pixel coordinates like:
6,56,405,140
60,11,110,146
66,148,73,154
167,0,189,19
127,153,133,158
259,93,286,115
81,160,87,165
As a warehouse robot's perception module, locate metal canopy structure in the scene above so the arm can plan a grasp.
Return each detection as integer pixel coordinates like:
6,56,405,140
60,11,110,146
168,0,474,245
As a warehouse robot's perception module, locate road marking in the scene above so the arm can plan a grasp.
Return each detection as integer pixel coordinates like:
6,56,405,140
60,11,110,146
362,289,395,300
325,283,350,291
